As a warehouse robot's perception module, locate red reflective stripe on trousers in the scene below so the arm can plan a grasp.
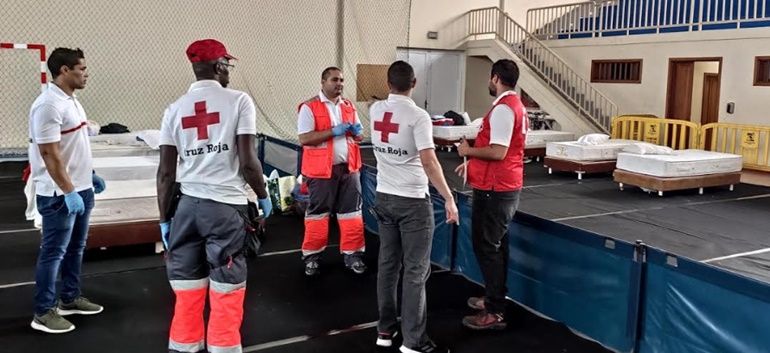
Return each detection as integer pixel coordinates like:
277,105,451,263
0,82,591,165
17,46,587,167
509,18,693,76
207,287,245,347
338,216,364,252
302,216,329,252
169,287,207,344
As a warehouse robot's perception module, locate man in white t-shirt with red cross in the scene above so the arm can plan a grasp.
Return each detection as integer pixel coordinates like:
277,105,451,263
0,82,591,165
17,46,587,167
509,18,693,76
456,59,528,331
157,39,272,353
370,60,458,353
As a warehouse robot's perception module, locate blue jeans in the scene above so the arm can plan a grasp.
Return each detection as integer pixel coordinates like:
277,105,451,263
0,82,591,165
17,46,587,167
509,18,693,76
34,189,94,315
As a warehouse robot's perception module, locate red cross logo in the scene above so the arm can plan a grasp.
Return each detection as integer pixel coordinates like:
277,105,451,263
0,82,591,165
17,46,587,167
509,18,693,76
182,101,220,140
374,112,400,143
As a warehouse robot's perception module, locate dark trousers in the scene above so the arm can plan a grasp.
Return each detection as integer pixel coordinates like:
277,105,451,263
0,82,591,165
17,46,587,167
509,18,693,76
471,188,520,315
34,189,95,315
373,192,434,348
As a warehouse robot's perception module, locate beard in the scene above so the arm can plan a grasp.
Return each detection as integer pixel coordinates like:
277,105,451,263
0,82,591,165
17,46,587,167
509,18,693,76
488,86,497,97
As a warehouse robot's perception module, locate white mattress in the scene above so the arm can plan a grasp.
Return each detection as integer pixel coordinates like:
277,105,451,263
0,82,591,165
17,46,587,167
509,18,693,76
546,139,639,161
616,149,743,177
90,132,159,158
93,156,159,180
525,130,575,148
433,125,480,140
90,196,158,224
95,179,156,201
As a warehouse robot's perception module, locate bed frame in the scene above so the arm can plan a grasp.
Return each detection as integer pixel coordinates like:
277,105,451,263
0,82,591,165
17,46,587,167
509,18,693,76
544,157,617,180
613,169,741,196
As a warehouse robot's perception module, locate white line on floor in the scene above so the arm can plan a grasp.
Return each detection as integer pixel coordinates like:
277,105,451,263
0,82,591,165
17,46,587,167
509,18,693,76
551,193,770,222
0,281,34,289
703,247,770,263
0,228,38,235
257,245,339,258
243,320,378,352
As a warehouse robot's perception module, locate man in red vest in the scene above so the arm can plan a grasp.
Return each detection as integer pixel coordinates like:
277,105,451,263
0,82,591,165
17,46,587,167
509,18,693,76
455,59,528,331
297,67,365,276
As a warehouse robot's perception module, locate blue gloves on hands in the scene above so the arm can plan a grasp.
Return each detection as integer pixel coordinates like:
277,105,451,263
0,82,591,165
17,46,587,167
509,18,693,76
258,197,273,219
348,123,363,136
332,123,351,137
159,221,171,251
63,191,85,216
92,172,106,194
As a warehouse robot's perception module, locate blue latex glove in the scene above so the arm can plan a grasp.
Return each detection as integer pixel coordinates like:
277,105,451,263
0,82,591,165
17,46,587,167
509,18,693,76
258,197,273,219
331,123,351,137
348,123,363,136
159,221,171,251
92,172,106,194
63,191,85,216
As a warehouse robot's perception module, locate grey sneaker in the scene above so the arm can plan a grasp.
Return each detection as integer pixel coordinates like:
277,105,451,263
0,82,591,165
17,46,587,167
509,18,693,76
31,309,75,334
58,297,104,316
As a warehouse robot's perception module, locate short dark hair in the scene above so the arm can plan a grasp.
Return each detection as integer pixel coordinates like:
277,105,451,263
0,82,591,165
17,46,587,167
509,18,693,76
387,60,415,92
491,59,519,88
321,66,341,80
48,48,85,79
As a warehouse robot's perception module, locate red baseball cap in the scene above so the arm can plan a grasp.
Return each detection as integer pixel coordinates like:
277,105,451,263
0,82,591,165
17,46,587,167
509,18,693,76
186,39,237,63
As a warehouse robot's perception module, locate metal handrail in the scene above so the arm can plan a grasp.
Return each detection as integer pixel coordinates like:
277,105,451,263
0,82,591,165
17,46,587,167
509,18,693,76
468,7,617,132
526,0,770,39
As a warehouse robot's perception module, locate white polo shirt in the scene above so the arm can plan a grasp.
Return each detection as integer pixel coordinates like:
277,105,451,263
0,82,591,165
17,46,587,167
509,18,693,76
369,94,434,199
159,80,257,205
297,91,361,164
28,83,93,197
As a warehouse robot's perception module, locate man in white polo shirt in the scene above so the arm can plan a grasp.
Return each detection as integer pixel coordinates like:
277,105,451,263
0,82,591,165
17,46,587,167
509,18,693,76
156,39,272,353
28,47,106,334
370,61,458,353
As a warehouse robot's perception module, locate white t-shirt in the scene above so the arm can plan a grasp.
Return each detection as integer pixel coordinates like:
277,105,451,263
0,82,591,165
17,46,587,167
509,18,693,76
369,94,434,199
28,83,93,197
159,80,257,205
297,91,361,164
488,90,526,147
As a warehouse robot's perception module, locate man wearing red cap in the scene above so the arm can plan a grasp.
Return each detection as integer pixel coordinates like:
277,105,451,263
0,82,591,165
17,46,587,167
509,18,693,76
297,67,365,276
157,39,272,353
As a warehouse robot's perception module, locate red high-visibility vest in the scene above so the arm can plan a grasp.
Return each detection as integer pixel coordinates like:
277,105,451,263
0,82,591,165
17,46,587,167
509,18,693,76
467,94,527,191
299,97,361,179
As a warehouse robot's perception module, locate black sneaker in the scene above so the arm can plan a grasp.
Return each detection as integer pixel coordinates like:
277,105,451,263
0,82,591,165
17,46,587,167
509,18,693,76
344,255,367,274
304,260,320,276
376,330,398,347
400,339,449,353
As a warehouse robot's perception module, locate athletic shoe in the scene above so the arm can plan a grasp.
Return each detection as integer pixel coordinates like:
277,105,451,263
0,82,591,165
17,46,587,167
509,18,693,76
30,309,75,334
58,296,104,316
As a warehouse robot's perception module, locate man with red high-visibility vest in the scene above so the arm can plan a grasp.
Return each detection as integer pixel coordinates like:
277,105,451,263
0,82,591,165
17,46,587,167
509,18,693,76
297,66,365,276
157,39,272,353
455,59,528,331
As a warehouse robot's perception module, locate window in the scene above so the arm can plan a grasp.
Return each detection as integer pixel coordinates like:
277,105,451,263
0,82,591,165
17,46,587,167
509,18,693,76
754,56,770,86
591,59,642,83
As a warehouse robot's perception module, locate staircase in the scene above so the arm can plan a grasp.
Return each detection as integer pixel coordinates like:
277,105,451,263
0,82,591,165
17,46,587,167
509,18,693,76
465,7,617,133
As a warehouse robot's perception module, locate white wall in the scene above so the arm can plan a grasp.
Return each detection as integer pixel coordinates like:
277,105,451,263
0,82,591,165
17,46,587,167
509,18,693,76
690,62,720,123
544,29,770,126
465,56,496,119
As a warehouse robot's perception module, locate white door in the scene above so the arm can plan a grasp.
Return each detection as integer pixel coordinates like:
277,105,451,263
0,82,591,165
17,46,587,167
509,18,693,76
427,51,464,116
396,48,464,115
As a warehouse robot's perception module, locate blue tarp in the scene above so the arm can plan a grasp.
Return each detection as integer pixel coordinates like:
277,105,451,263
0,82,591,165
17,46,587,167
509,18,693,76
638,248,770,353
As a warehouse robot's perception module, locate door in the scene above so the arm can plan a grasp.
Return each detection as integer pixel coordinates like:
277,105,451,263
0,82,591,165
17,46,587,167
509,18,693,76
427,51,464,115
700,73,719,125
665,61,694,120
396,49,428,109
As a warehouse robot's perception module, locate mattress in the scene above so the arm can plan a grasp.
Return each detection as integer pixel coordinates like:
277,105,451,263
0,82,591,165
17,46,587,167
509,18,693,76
93,156,159,181
90,132,159,158
525,130,575,148
433,125,480,140
616,149,743,177
95,179,156,201
546,139,639,161
90,196,158,224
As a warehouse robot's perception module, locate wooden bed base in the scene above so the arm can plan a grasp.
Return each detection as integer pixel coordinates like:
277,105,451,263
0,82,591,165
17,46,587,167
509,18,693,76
543,157,617,180
613,169,741,196
525,147,546,161
87,220,162,252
